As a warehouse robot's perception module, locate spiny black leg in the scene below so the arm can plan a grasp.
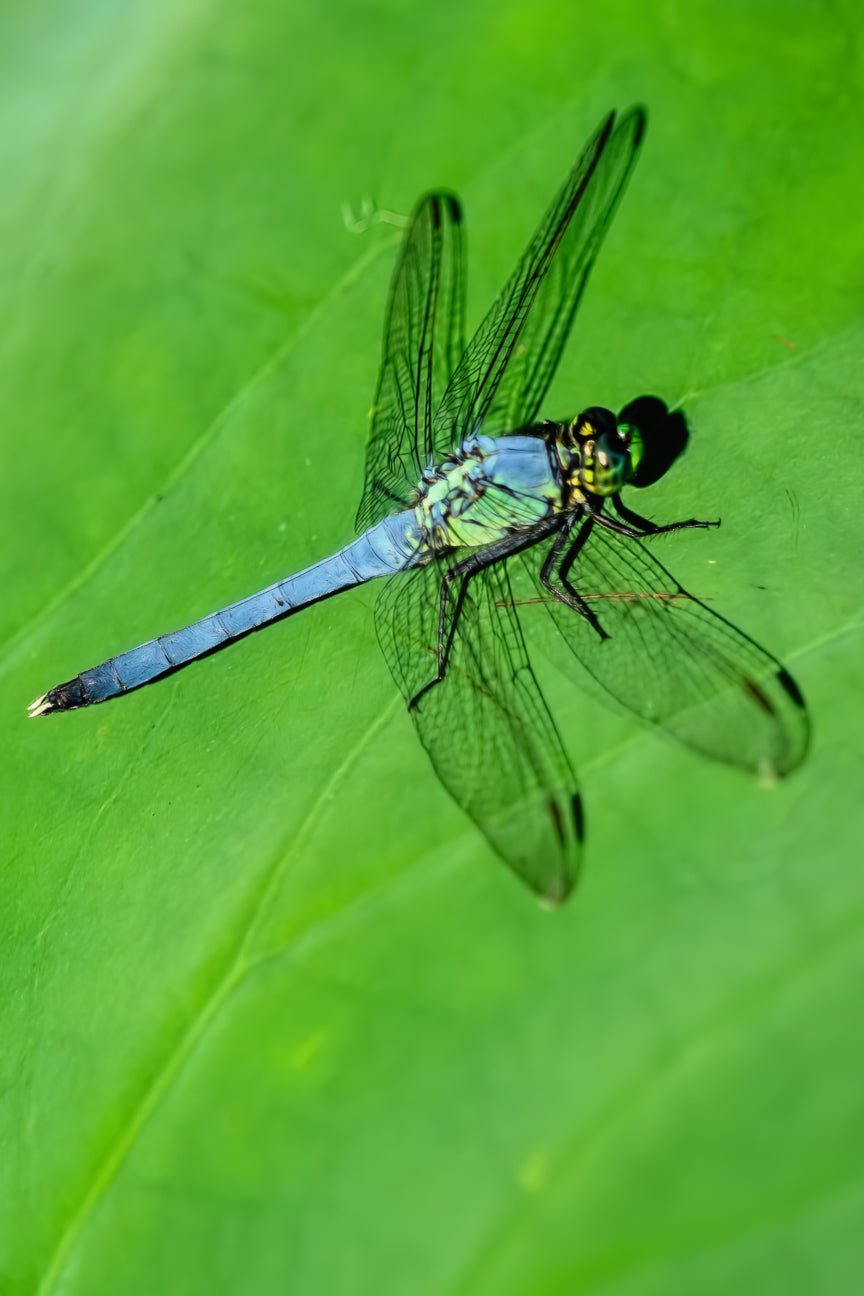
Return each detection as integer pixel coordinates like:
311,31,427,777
408,521,559,710
558,516,594,580
408,544,515,711
612,494,720,535
541,517,609,640
541,568,608,639
538,523,570,584
408,564,471,711
588,500,702,540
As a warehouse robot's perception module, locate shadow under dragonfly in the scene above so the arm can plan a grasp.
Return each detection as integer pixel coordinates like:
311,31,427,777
620,394,690,489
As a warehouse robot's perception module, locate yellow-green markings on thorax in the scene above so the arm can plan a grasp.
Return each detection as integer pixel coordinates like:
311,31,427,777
411,411,643,556
414,433,563,551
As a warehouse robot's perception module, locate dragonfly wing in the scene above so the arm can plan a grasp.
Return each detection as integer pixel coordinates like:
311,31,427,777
431,107,644,452
523,523,809,778
491,109,645,432
356,193,465,533
375,556,582,902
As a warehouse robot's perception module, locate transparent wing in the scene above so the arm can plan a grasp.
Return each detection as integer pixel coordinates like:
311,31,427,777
488,109,645,433
431,107,645,452
522,523,809,777
355,193,465,533
375,556,582,902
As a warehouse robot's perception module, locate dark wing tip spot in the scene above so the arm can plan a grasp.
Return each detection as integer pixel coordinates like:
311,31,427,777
548,792,585,849
571,792,585,843
628,105,648,145
776,667,806,710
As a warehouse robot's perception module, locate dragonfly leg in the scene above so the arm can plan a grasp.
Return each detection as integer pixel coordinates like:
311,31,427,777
408,522,556,710
541,518,609,640
609,495,720,536
407,564,470,710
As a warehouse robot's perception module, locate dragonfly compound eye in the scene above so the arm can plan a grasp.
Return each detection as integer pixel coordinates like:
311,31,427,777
584,422,641,495
618,421,644,480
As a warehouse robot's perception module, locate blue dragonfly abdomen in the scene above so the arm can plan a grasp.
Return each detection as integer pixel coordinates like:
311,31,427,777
30,434,565,716
29,512,424,714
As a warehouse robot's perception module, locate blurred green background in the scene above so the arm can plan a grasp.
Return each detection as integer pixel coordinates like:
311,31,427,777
2,0,862,1292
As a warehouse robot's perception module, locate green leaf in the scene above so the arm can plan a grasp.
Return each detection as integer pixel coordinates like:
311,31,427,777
2,2,861,1294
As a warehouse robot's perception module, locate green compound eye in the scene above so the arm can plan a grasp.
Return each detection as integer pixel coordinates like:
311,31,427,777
618,422,643,478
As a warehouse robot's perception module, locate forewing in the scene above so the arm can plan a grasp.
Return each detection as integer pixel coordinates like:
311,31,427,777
525,523,809,777
356,193,465,533
375,557,582,902
488,108,645,432
430,108,644,453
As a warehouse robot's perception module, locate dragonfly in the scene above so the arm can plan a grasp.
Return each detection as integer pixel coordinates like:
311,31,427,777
29,107,809,903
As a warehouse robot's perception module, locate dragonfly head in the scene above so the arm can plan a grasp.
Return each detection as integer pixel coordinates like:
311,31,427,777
568,406,644,497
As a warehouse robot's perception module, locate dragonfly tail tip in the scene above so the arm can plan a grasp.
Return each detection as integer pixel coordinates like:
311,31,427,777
28,692,58,717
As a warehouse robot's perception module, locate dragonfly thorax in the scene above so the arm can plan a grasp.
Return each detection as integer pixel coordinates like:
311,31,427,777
558,406,644,503
414,432,560,551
